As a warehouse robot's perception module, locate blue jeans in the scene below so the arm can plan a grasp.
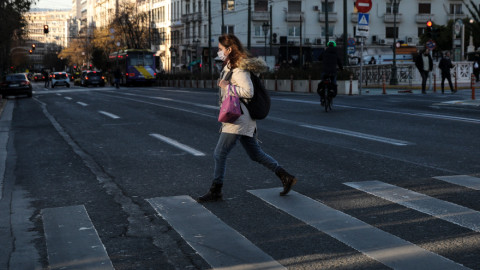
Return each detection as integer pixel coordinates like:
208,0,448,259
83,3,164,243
213,132,279,184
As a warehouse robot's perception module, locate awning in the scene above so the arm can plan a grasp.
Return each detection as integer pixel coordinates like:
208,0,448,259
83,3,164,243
188,59,201,66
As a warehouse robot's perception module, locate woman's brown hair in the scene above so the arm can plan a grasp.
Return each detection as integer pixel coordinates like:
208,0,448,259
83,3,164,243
218,34,251,69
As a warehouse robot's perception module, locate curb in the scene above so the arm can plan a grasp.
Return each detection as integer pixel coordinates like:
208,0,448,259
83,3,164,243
0,99,6,118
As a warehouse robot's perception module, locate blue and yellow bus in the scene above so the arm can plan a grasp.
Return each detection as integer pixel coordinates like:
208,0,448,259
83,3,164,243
109,49,157,85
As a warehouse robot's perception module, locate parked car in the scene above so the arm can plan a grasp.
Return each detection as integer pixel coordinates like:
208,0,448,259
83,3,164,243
51,72,70,88
33,73,45,81
0,73,33,98
80,71,105,87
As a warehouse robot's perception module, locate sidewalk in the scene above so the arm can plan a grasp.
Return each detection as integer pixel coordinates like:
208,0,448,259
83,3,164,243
355,85,480,109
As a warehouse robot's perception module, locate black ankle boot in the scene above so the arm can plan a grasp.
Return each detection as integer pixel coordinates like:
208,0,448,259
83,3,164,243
275,167,297,196
197,183,223,202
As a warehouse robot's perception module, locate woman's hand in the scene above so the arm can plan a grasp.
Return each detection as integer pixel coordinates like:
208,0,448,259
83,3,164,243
218,79,229,89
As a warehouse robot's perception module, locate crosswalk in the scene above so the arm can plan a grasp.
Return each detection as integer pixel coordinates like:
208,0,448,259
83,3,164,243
38,175,479,269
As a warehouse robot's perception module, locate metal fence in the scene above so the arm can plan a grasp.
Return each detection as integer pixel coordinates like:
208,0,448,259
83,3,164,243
347,61,474,86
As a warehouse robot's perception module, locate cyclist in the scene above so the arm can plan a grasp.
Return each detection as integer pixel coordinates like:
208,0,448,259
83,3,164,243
318,41,343,105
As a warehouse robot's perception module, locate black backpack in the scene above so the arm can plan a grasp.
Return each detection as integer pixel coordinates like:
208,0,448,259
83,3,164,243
241,72,270,120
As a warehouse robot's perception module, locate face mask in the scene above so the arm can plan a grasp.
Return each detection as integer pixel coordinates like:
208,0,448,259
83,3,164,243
217,50,227,61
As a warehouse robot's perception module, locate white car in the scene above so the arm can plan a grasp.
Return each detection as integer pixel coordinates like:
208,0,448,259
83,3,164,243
51,72,70,88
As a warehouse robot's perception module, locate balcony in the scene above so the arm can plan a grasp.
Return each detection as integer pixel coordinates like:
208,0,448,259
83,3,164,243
252,11,269,21
285,12,304,22
181,12,202,23
415,14,434,23
318,12,338,22
384,13,403,23
448,13,467,21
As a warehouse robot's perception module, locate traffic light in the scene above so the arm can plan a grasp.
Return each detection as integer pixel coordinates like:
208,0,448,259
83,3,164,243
426,20,432,31
44,25,49,34
32,44,36,51
29,49,33,54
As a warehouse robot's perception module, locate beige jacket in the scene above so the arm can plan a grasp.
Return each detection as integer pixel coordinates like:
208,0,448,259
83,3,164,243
219,57,268,137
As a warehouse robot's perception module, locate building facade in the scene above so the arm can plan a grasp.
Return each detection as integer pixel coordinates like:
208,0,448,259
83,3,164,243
26,0,476,72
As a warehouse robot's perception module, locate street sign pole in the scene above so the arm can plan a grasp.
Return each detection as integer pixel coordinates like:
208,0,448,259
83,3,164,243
359,37,364,95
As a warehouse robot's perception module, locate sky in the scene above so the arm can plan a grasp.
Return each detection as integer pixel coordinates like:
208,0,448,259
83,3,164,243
32,0,72,10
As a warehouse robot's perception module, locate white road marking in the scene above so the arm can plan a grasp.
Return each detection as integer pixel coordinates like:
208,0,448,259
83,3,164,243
98,111,120,119
76,101,88,106
344,181,480,233
149,133,205,156
274,98,480,124
64,97,72,100
249,188,470,270
41,205,114,270
433,175,480,191
301,124,411,146
147,195,286,270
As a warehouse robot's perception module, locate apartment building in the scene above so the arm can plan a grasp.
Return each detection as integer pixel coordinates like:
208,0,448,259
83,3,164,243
24,10,71,70
35,0,473,72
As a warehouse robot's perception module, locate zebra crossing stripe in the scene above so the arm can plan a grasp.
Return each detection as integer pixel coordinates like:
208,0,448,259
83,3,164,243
433,175,480,191
344,181,480,233
147,195,286,270
41,205,114,270
248,188,469,270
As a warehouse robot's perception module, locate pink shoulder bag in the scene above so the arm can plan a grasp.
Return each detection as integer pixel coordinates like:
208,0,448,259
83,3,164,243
218,84,242,123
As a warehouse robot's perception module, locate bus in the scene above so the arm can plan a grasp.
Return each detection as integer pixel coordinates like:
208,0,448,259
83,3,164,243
108,49,157,85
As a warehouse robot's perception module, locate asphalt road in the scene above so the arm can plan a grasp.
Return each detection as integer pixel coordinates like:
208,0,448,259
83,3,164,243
0,82,479,270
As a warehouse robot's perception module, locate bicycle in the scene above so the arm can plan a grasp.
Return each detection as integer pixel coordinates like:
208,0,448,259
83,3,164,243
317,74,337,112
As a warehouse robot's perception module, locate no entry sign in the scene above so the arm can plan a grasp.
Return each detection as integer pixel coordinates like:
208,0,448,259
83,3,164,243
356,0,373,13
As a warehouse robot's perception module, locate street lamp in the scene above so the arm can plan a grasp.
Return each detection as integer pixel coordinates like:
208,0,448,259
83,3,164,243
389,0,401,85
262,22,270,61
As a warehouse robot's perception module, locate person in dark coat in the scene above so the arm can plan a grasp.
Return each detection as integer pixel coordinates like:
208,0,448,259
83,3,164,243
473,53,480,82
319,41,343,85
415,48,433,94
438,52,456,94
113,68,121,89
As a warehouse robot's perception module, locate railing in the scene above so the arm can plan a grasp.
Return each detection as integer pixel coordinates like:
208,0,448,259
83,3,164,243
347,62,474,86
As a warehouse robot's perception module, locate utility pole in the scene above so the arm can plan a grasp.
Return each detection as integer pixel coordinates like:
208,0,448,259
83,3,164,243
247,0,251,50
208,0,212,77
343,0,348,65
325,0,329,43
299,14,303,67
221,0,224,34
269,5,272,55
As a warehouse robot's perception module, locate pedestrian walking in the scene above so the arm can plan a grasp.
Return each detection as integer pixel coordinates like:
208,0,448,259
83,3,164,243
114,68,121,89
473,53,480,82
438,52,456,94
415,48,433,94
197,34,298,203
43,70,50,88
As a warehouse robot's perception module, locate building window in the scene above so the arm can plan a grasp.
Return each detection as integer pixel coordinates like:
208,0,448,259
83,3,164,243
450,4,463,14
223,0,235,11
386,27,399,39
222,25,234,34
288,1,301,12
321,26,334,37
288,25,300,37
418,3,431,14
254,0,268,12
321,1,334,12
418,27,426,36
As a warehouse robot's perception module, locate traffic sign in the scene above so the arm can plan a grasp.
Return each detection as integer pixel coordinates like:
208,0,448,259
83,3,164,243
356,0,373,14
347,38,356,46
426,39,436,50
357,25,369,37
358,13,369,26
